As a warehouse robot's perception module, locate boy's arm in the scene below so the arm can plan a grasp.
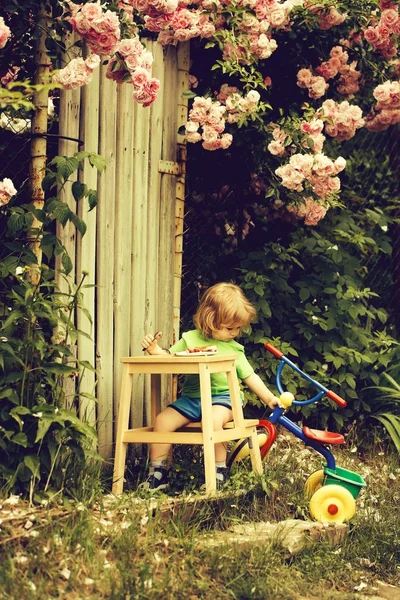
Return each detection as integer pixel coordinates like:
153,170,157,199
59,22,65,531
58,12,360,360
242,372,281,409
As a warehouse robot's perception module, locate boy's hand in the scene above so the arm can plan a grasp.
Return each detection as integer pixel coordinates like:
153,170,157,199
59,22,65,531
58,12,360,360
265,395,281,410
141,331,163,354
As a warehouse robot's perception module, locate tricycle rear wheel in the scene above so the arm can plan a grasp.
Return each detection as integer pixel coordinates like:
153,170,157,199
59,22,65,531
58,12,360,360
305,469,324,499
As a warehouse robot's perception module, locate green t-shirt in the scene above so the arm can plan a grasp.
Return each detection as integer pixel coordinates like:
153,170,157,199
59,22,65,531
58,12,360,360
169,329,254,398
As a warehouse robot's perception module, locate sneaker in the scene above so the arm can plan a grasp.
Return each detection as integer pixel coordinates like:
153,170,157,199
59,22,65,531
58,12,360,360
140,467,169,491
216,466,230,491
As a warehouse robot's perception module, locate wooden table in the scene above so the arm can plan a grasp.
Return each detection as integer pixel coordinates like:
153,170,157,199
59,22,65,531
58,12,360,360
112,354,263,495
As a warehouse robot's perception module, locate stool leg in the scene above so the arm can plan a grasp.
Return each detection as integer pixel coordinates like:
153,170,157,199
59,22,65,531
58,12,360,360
113,364,132,495
199,364,216,494
226,365,245,427
248,427,263,475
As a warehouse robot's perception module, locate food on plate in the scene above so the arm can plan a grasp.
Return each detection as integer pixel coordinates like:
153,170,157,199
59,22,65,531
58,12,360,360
186,345,218,353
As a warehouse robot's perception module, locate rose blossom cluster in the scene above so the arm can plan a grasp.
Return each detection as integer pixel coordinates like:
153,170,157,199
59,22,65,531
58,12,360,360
53,54,101,90
365,80,400,132
0,178,17,207
130,0,215,47
275,152,346,200
185,97,232,150
106,38,160,107
216,84,261,123
221,0,305,64
304,2,347,30
0,16,11,49
315,46,361,97
297,68,329,99
300,118,325,152
68,1,121,56
363,4,400,59
287,197,328,226
267,124,289,156
320,99,364,142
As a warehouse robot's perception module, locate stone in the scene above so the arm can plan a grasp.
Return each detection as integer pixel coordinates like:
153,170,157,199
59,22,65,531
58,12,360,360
201,519,349,554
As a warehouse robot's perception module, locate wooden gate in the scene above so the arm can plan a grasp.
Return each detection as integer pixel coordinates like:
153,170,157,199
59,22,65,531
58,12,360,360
57,41,189,459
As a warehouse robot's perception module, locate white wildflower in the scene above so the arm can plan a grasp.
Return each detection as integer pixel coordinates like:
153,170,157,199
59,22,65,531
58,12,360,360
60,568,71,580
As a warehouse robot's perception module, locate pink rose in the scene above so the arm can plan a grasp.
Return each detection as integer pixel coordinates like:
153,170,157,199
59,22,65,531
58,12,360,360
133,77,160,107
0,17,11,49
131,66,151,88
364,27,382,46
81,3,103,20
380,9,399,31
297,68,313,87
0,177,17,206
309,77,329,99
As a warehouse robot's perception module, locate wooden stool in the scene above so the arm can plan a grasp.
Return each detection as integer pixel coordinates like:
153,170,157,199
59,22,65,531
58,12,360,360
112,354,263,495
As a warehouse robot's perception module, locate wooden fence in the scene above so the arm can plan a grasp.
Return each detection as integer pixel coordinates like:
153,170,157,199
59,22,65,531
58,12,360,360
57,41,189,460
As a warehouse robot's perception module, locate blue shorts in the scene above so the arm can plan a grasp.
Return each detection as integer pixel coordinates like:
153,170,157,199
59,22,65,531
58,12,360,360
168,394,232,421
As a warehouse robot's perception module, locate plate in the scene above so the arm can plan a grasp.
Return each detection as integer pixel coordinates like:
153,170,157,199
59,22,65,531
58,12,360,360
174,351,218,356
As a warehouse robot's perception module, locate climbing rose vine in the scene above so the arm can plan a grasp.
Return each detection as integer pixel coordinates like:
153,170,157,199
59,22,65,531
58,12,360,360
1,0,400,225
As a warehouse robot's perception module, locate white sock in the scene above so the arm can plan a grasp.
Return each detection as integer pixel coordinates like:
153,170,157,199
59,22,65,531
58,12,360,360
149,460,167,475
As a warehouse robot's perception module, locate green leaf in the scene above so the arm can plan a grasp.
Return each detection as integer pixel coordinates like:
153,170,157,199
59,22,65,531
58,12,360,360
11,432,28,447
50,156,80,179
373,414,400,453
88,153,106,172
48,200,71,227
62,251,73,275
24,455,40,475
299,288,310,301
79,360,96,373
44,363,77,375
71,181,86,202
87,189,97,211
69,212,87,236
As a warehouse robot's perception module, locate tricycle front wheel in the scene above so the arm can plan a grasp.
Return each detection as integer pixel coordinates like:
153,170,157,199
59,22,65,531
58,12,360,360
309,484,356,524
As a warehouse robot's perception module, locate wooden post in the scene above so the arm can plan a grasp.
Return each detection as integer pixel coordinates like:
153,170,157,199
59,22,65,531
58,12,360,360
174,42,190,345
29,2,51,285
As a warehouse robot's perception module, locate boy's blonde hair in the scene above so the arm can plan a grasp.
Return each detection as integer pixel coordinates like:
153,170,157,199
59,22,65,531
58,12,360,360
193,282,257,339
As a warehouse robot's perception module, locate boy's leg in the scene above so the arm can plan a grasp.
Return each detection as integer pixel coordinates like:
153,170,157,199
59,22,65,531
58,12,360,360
141,407,191,491
212,405,233,490
150,406,191,461
211,405,233,462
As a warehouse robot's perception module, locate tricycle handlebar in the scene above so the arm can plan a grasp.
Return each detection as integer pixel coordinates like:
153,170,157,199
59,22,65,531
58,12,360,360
264,343,283,359
264,342,347,409
326,390,347,408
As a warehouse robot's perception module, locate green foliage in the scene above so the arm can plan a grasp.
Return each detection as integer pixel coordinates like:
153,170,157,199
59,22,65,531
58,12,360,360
183,121,399,434
361,371,400,453
237,209,396,429
0,150,106,499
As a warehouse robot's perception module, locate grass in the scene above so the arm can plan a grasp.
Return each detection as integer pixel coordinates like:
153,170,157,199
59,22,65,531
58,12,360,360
0,434,399,600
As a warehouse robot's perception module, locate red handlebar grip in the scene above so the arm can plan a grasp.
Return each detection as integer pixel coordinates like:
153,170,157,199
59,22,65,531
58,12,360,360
327,390,347,408
264,343,284,359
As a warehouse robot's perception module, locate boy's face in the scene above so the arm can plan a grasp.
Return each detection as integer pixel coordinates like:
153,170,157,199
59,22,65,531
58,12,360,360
212,323,242,342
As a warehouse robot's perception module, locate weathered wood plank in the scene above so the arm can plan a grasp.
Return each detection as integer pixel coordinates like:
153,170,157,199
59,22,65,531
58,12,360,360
76,67,100,427
96,66,118,459
130,79,151,429
114,83,135,434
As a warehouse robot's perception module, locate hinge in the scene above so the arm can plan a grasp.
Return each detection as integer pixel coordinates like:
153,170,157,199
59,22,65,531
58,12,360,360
158,160,181,175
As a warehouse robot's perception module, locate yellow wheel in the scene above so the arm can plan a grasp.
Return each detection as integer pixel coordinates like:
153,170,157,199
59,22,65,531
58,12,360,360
226,431,268,468
309,484,356,524
305,469,325,500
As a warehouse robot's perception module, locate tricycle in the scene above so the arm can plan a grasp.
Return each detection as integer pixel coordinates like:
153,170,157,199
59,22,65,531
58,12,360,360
227,342,366,523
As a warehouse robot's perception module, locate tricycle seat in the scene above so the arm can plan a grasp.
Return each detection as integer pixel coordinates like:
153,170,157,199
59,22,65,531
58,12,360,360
302,426,345,445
